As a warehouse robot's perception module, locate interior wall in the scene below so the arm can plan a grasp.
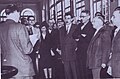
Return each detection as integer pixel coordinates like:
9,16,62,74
84,0,90,11
110,0,118,17
0,3,41,22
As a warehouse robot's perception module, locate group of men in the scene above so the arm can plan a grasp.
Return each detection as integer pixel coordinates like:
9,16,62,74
1,4,120,79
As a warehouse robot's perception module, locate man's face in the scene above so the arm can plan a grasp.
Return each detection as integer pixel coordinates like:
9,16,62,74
28,17,35,26
92,17,103,29
57,21,64,28
111,11,120,27
65,15,72,25
48,20,54,26
80,12,90,23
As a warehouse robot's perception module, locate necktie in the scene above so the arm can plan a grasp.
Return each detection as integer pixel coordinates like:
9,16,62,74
66,25,69,34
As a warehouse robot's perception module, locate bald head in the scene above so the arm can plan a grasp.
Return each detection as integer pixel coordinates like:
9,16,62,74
111,8,120,27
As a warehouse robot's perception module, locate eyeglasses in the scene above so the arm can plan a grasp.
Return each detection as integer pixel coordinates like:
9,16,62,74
80,16,86,18
29,19,35,21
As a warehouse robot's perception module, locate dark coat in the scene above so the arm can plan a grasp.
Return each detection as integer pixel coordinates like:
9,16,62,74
50,29,61,58
39,33,53,68
110,29,120,77
73,21,95,60
0,19,35,77
59,24,77,61
87,26,112,69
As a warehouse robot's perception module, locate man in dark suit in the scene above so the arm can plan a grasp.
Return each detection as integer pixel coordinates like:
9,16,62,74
0,4,35,79
109,7,120,78
87,15,112,79
73,10,96,79
59,12,77,79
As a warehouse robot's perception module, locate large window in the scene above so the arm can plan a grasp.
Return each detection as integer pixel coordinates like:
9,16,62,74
93,0,102,16
49,0,55,20
90,0,110,21
0,9,6,22
49,0,63,21
42,5,45,22
75,0,85,17
65,0,71,13
21,8,35,17
90,0,102,21
56,1,62,20
20,8,35,23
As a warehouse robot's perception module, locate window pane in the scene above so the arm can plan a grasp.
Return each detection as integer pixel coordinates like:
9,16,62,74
57,2,61,12
58,15,62,19
82,7,85,10
57,11,62,16
81,1,85,6
76,3,81,8
76,9,82,17
42,10,45,21
96,1,101,12
94,3,97,15
50,0,54,7
65,0,70,8
76,0,81,2
65,7,70,13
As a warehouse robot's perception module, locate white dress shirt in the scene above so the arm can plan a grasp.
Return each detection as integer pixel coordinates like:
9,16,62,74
66,24,72,34
42,33,46,39
114,27,120,37
81,21,89,30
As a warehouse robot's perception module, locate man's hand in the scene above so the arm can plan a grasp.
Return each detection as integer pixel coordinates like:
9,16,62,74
75,48,78,51
75,39,79,41
56,48,61,55
81,34,87,37
51,50,55,56
107,66,112,75
101,63,106,68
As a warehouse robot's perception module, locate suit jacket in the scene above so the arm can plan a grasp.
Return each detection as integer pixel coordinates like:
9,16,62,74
59,24,77,61
39,33,53,65
50,29,61,58
73,21,95,60
87,26,112,69
110,29,120,77
0,19,35,77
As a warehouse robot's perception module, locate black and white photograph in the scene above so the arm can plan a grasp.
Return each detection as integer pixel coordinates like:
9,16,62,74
0,0,120,79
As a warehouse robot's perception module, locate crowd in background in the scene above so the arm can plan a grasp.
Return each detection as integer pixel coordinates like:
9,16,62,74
1,4,120,79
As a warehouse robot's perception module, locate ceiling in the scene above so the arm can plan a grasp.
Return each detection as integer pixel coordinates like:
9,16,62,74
0,0,42,4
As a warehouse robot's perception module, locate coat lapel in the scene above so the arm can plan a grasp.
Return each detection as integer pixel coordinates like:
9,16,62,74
67,24,73,34
90,28,103,44
112,29,120,45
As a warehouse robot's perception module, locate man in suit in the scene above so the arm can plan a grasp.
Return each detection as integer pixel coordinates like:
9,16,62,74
0,4,35,79
87,15,112,79
73,10,96,79
109,7,120,78
59,12,77,79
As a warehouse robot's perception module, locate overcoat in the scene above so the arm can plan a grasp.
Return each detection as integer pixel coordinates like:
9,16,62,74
87,26,112,69
0,19,35,77
59,24,77,61
110,29,120,77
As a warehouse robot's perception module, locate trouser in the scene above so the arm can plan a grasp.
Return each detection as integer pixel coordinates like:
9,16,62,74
92,68,101,79
64,61,77,79
9,76,33,79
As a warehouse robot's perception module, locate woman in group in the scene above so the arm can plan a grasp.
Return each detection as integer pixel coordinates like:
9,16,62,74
87,14,112,79
29,22,41,79
38,21,53,79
